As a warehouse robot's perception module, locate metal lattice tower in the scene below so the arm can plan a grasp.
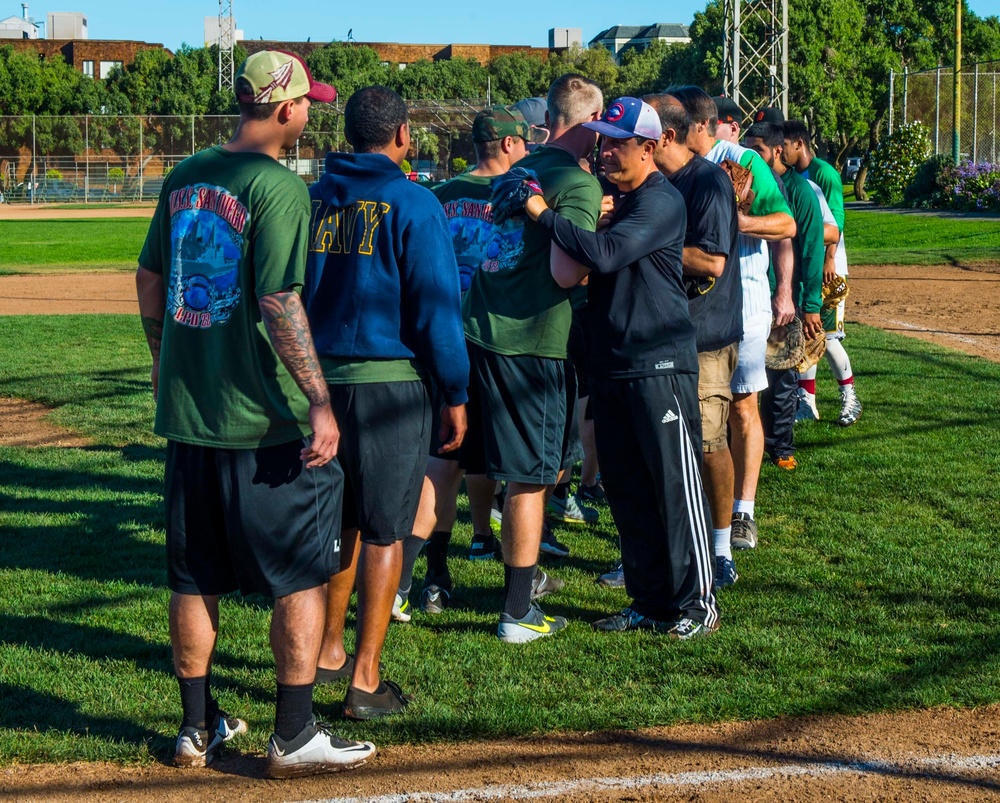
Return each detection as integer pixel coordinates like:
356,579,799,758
723,0,789,122
217,0,235,91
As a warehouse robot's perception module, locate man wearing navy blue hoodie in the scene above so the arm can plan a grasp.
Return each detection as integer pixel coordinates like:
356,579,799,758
304,86,469,719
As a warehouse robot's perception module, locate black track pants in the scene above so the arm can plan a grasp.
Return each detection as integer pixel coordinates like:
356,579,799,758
591,373,719,627
761,367,798,458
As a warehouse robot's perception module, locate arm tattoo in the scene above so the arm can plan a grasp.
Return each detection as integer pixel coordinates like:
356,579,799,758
141,316,163,360
259,291,330,407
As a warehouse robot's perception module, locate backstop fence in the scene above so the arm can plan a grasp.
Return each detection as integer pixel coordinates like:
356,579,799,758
0,99,486,204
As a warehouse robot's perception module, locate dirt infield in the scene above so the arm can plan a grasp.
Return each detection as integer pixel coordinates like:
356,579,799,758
4,704,1000,802
2,263,999,360
0,204,154,220
3,263,1000,800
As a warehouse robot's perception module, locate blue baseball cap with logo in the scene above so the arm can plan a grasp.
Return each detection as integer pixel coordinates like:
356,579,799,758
584,97,662,140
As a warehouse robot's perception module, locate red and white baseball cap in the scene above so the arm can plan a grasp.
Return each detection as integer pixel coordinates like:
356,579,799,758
235,50,337,104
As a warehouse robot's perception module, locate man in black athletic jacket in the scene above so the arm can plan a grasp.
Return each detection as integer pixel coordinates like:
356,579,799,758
518,97,719,639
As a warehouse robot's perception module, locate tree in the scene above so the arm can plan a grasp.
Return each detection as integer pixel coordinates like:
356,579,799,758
306,43,388,101
488,52,546,103
540,45,618,98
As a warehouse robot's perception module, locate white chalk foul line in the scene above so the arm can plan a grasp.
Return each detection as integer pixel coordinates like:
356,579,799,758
886,319,981,346
289,753,1000,803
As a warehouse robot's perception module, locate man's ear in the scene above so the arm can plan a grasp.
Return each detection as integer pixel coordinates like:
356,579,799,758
276,99,296,125
396,122,409,148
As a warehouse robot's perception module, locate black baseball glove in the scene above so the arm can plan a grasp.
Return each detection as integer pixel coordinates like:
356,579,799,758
490,167,543,226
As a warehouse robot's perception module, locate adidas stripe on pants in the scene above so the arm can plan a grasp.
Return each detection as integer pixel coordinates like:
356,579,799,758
591,372,719,627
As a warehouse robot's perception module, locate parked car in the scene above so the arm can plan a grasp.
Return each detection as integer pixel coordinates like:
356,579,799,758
843,157,862,181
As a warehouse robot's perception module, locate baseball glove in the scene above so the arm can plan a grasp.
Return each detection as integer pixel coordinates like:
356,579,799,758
765,317,805,370
797,328,828,372
491,167,543,226
821,275,850,310
720,158,755,215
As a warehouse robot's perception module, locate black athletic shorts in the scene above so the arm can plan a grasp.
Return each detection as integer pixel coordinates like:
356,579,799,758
330,380,431,545
561,356,582,470
427,346,486,474
567,305,591,401
165,438,343,598
469,342,567,486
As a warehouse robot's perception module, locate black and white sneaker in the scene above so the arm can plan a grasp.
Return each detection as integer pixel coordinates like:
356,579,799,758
666,617,718,641
730,512,758,550
530,567,564,601
266,716,375,779
592,607,668,633
539,523,570,557
173,709,247,768
420,583,450,614
469,533,502,561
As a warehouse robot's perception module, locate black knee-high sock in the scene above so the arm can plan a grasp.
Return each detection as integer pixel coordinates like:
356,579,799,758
425,530,452,587
503,564,536,620
178,675,208,730
397,535,426,596
274,683,313,742
553,481,570,500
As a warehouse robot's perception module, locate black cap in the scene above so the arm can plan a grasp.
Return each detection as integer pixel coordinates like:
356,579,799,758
754,106,784,124
713,95,744,124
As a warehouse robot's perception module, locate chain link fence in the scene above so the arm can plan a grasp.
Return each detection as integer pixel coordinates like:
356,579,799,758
890,59,1000,162
0,101,485,204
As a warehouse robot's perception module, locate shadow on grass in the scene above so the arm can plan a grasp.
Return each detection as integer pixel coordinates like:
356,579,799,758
0,683,166,756
0,612,273,694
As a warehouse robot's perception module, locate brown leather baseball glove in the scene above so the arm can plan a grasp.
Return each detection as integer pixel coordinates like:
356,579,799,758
765,317,805,371
797,329,828,372
821,275,850,310
720,158,756,215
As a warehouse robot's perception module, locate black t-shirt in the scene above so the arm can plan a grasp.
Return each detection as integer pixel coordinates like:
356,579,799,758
667,155,743,353
538,171,697,379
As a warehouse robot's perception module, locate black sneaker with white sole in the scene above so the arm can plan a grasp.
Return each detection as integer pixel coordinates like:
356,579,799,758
266,716,375,779
173,708,247,768
539,523,570,557
530,567,564,601
420,583,450,614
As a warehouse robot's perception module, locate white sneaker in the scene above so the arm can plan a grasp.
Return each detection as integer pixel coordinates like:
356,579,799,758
837,387,862,426
266,717,375,779
795,389,820,421
391,592,411,622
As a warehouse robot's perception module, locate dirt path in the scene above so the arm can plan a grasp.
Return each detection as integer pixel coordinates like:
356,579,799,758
2,265,1000,362
4,704,999,802
0,205,154,220
3,264,1000,800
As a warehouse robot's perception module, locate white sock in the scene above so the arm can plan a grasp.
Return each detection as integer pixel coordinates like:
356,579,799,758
714,527,733,559
733,499,755,519
825,337,854,383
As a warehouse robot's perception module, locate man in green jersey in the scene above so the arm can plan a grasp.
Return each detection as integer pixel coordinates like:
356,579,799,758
782,120,862,427
137,51,374,779
464,73,604,643
393,105,536,618
744,121,824,468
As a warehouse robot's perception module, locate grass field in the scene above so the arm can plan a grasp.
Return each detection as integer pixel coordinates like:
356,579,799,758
2,208,998,279
0,220,151,276
1,313,999,765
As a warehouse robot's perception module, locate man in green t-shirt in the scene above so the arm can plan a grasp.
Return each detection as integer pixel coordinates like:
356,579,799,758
744,121,824,469
464,73,604,643
137,51,374,779
393,105,533,618
782,120,862,427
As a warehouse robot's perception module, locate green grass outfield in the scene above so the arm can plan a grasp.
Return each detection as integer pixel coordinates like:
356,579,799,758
3,208,1000,276
1,314,999,764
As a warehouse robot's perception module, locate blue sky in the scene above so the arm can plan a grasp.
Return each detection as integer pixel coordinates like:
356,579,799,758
21,0,1000,50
